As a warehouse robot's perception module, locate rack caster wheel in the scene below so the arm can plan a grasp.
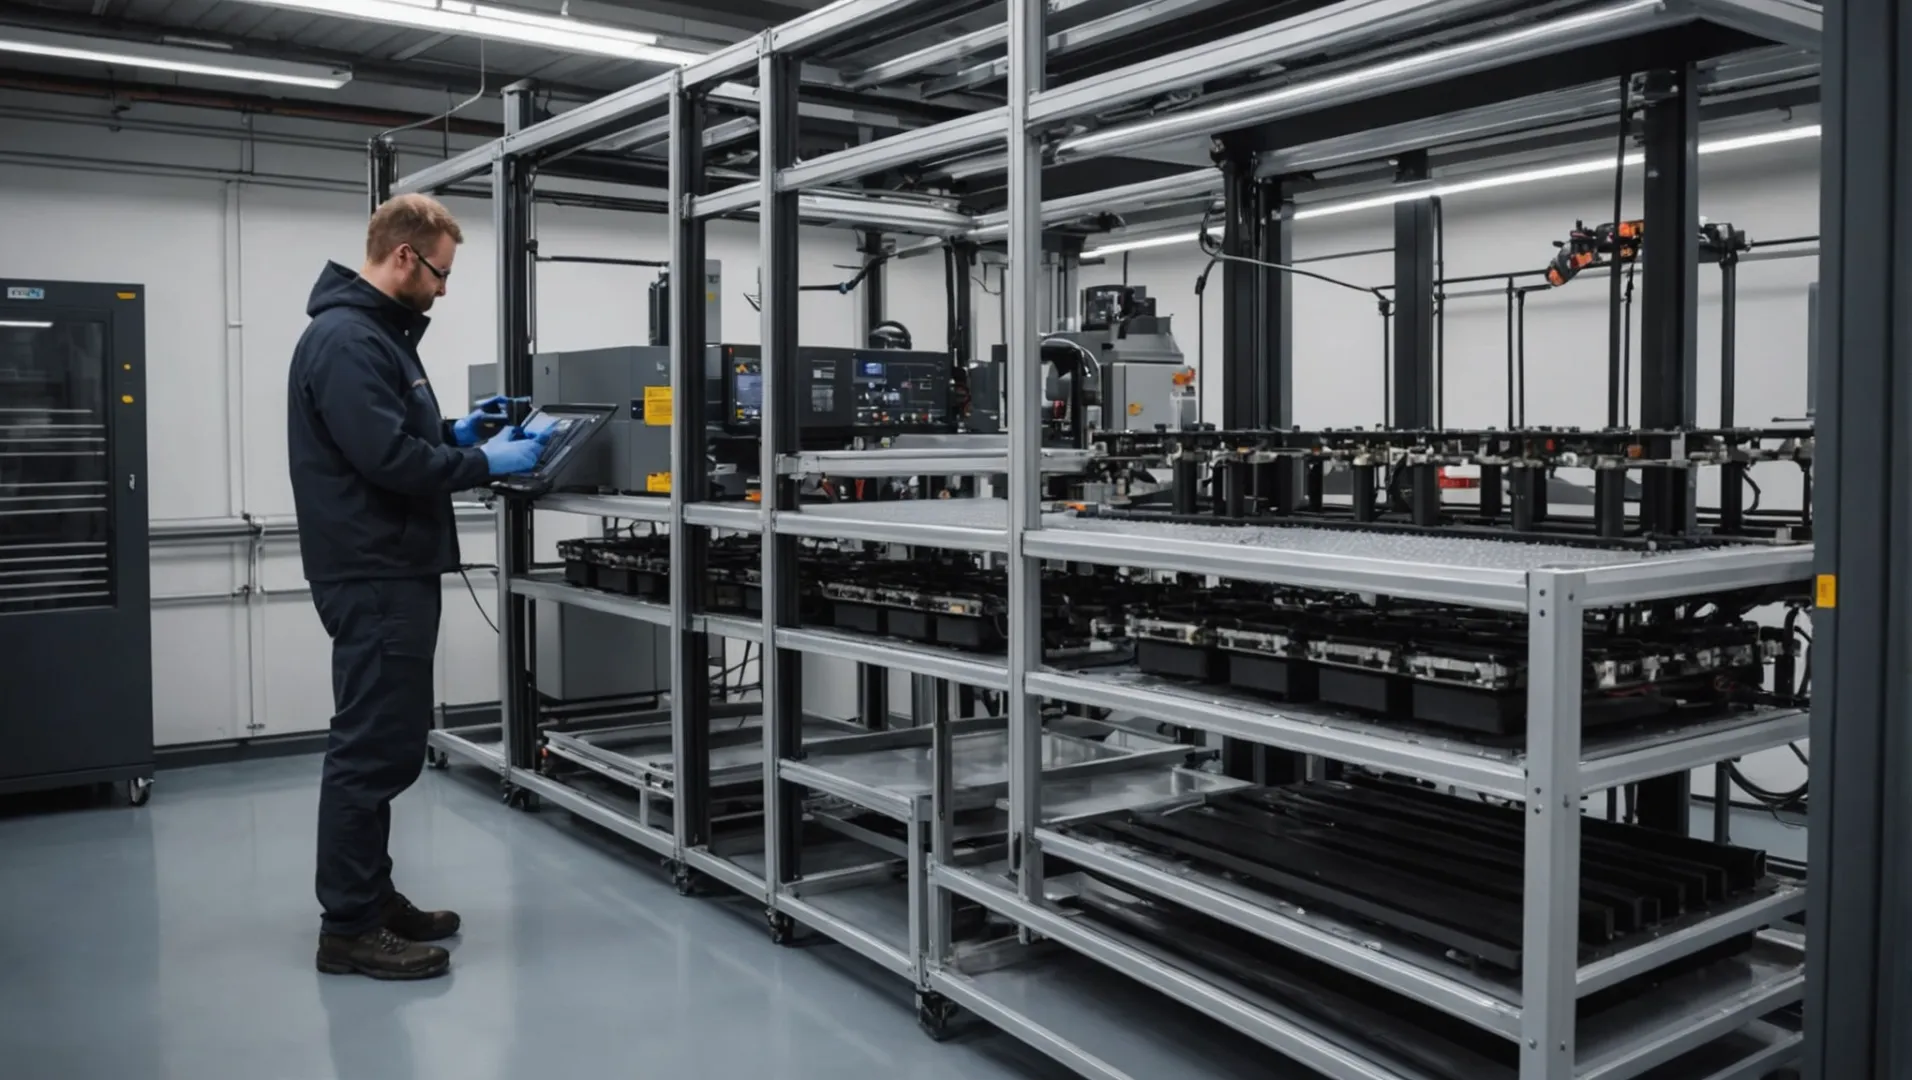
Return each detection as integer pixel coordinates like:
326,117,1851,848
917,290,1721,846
767,909,795,946
125,777,152,808
669,861,704,897
504,786,541,812
916,992,958,1042
427,749,449,770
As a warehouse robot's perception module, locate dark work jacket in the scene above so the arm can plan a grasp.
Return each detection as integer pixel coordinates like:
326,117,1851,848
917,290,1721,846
287,262,488,583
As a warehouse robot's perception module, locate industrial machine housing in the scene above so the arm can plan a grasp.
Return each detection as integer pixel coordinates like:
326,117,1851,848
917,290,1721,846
0,278,153,807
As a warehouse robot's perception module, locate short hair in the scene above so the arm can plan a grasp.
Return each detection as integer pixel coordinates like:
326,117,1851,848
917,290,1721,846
366,194,464,262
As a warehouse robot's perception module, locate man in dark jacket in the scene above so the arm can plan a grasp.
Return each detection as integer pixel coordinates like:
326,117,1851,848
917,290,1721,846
288,194,545,980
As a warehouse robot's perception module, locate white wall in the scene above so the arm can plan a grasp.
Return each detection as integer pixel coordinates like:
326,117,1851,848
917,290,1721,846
0,89,877,745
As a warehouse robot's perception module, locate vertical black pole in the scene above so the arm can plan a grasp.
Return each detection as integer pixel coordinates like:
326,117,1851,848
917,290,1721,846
1806,1,1912,1074
672,86,714,851
1253,177,1296,513
1221,155,1259,433
1638,66,1700,536
1392,152,1436,430
496,86,538,773
1217,153,1301,785
367,136,397,214
1393,155,1436,523
1608,75,1631,429
1718,254,1745,534
856,229,889,730
1633,65,1699,834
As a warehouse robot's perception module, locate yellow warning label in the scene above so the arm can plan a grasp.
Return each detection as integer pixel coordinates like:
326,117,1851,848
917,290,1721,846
116,292,137,300
1127,402,1144,417
646,472,672,494
643,386,673,426
1816,574,1837,609
121,394,134,404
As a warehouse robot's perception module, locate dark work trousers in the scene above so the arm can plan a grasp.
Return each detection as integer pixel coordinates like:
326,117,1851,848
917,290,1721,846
310,576,443,936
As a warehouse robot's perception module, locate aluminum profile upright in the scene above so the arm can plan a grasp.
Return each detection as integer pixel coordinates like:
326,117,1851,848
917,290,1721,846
1005,0,1047,911
495,85,539,779
668,72,714,862
759,39,806,909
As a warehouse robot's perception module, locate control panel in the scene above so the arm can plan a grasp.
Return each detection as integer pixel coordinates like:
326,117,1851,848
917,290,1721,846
718,346,953,437
851,353,948,430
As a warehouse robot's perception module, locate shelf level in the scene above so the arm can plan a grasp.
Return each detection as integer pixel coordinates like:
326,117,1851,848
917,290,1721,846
931,951,1315,1080
537,492,673,521
1035,825,1523,1037
777,625,1009,690
936,865,1805,1080
774,500,1009,552
510,572,670,627
1031,667,1531,801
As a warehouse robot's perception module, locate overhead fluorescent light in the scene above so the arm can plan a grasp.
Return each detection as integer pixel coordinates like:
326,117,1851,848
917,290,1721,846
0,26,351,89
1294,123,1824,221
0,321,54,329
1082,124,1823,257
224,0,703,65
1079,232,1208,257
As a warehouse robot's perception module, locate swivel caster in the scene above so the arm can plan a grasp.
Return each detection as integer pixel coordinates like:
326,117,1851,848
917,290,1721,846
669,861,705,897
767,909,796,946
427,749,450,770
504,786,541,812
916,991,958,1042
125,777,152,808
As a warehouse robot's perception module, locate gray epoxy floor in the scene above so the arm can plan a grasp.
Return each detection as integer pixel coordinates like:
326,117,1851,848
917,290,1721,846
0,755,1069,1080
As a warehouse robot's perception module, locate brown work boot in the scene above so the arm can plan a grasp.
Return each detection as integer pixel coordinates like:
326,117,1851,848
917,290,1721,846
316,927,450,980
382,892,462,943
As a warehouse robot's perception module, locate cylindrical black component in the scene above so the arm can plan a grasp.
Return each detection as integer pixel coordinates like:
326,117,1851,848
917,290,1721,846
1258,461,1290,516
1596,470,1627,538
1720,461,1747,534
1721,259,1738,427
1410,464,1441,526
1173,457,1199,515
1223,460,1248,519
1511,469,1543,532
1479,464,1503,520
1305,460,1325,511
1352,464,1378,522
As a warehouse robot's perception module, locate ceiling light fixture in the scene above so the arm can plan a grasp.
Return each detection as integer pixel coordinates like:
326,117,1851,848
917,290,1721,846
224,0,702,65
1082,124,1822,258
0,26,351,89
0,321,55,329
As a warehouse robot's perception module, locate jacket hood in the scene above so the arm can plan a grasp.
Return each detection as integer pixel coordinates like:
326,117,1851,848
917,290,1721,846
306,261,431,342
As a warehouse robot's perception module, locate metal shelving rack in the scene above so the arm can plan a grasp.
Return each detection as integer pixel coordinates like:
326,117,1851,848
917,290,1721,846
378,0,1827,1077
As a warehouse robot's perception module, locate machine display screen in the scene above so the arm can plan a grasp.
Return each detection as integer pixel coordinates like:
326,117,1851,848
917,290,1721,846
734,373,764,419
522,411,562,440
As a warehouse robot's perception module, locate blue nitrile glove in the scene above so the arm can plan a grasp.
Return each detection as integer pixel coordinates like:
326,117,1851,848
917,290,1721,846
480,426,548,476
453,395,529,447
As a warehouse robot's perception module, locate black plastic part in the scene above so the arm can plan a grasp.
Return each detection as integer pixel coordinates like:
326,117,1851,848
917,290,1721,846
1136,640,1223,682
1478,464,1503,520
1225,653,1318,700
889,609,934,643
1352,464,1377,522
767,909,796,945
916,991,959,1042
1596,470,1627,538
1318,668,1409,718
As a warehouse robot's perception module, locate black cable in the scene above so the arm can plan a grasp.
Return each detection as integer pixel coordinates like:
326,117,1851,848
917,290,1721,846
1607,73,1630,428
458,568,500,635
1197,210,1387,299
